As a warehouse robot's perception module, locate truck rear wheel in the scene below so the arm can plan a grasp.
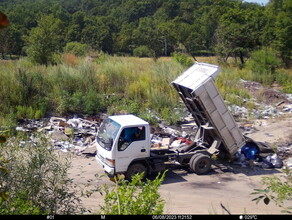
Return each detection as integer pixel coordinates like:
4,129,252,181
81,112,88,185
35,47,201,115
190,153,211,175
125,163,147,181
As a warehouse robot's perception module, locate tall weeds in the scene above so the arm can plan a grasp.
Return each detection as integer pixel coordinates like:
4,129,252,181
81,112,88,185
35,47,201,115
0,56,184,124
1,55,291,125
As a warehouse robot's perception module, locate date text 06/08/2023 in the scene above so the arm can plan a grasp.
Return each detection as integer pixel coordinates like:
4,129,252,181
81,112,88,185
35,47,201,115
152,215,192,220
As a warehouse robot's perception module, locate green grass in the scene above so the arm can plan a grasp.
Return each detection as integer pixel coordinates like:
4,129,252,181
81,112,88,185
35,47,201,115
0,55,291,126
0,56,184,124
215,67,253,108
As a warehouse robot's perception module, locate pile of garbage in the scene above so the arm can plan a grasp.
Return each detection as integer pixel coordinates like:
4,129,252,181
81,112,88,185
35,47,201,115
234,140,286,169
45,117,99,153
12,110,292,171
150,115,198,150
229,102,292,120
15,116,103,155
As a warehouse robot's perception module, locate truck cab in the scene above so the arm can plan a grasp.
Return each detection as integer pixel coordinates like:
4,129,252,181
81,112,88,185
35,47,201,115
95,115,151,178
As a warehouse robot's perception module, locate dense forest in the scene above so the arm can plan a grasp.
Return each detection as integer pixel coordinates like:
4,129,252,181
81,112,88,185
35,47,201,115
0,0,291,66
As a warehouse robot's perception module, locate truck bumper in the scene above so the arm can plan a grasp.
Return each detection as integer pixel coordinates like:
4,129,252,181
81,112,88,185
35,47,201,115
95,154,115,176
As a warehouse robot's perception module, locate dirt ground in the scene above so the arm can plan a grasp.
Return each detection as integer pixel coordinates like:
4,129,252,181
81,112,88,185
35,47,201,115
67,116,292,215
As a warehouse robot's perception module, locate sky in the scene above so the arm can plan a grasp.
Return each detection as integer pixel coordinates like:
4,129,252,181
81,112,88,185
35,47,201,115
243,0,270,5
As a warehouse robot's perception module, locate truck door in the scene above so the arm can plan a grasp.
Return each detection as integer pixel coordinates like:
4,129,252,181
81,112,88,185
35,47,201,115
115,126,149,173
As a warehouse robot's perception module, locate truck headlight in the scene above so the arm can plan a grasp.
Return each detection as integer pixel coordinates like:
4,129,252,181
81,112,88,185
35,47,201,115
105,158,115,167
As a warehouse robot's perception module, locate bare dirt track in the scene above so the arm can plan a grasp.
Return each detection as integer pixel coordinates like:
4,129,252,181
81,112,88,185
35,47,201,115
68,116,292,215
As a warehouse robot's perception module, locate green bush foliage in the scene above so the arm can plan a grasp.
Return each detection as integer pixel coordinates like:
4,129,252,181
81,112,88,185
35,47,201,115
99,171,166,215
64,42,91,57
0,134,84,214
172,52,194,67
251,168,292,213
133,46,155,58
246,48,282,85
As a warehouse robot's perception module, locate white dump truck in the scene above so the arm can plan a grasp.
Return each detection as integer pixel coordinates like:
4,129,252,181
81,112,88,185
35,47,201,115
95,62,247,180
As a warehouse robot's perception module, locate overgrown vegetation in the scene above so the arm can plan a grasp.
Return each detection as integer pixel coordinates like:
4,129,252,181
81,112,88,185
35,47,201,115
98,172,166,215
1,53,292,127
0,133,84,214
172,52,194,67
0,56,185,126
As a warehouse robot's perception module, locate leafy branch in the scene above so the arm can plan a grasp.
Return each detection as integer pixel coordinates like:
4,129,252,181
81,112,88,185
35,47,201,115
251,168,292,213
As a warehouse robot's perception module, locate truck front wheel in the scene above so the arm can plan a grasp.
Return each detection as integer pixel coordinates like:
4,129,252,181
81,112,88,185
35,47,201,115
125,163,147,181
190,153,211,175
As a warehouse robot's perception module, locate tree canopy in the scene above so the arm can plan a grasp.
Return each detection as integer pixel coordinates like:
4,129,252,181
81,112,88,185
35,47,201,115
0,0,291,65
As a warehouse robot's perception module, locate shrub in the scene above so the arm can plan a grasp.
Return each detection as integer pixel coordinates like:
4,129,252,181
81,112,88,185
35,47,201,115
216,67,253,108
83,90,101,115
127,81,148,101
98,171,166,215
0,134,84,215
275,69,292,93
133,46,155,58
138,109,159,125
64,42,91,57
0,56,183,122
172,52,194,67
246,48,282,85
15,106,45,120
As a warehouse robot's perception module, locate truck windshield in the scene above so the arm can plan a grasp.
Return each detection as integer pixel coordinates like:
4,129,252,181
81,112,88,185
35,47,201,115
96,118,121,151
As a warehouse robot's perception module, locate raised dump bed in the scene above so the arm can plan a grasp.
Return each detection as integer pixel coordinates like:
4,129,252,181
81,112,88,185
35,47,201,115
172,62,245,158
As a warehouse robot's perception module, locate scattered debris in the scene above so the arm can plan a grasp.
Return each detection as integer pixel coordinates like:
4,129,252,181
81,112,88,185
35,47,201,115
241,143,260,160
262,153,283,169
241,79,291,106
15,116,99,155
286,158,292,170
11,78,292,171
234,141,286,169
226,79,292,120
12,113,292,172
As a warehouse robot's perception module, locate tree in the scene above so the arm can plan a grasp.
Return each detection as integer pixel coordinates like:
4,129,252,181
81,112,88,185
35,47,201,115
81,16,115,53
263,0,292,66
1,0,290,63
214,4,263,64
0,28,9,59
171,20,206,59
24,14,64,65
157,21,176,56
66,24,82,43
133,17,164,59
0,24,24,59
114,22,137,54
